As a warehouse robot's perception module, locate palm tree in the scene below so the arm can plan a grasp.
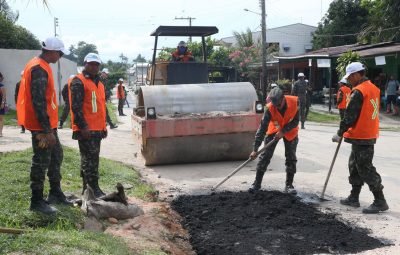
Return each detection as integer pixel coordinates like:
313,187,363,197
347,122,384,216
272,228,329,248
233,28,255,48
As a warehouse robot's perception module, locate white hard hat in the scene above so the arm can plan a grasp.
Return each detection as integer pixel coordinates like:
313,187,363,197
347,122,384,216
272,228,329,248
20,70,24,76
69,74,75,79
118,78,124,82
101,68,109,74
42,37,70,55
271,83,278,88
84,53,102,64
343,62,365,79
298,73,305,77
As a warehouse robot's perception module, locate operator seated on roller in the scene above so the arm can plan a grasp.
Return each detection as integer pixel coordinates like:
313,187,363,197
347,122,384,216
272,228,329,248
171,41,194,62
249,87,300,195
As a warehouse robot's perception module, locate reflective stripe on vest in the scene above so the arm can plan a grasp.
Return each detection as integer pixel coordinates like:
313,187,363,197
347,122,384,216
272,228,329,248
70,73,106,131
343,80,380,139
337,86,352,109
19,57,58,131
266,95,299,141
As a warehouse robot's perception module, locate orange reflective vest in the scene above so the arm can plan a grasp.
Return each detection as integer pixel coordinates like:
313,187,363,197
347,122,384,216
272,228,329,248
69,73,106,131
337,86,351,109
172,50,193,62
117,84,125,99
343,80,380,140
266,95,299,141
17,57,58,130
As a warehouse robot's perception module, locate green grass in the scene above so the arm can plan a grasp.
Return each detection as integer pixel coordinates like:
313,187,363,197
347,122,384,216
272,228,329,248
107,102,118,124
307,110,341,124
0,146,158,254
3,109,18,126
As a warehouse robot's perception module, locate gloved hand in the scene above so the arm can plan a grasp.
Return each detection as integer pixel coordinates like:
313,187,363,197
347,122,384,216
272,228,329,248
332,134,341,143
274,131,284,140
249,151,258,160
36,132,56,148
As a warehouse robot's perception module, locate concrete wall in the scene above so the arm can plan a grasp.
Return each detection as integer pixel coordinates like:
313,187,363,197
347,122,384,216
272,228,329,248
0,48,77,109
220,23,316,56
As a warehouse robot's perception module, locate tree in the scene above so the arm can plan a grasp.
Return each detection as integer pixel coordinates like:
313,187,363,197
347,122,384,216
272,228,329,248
358,0,400,43
336,51,363,78
233,28,255,48
0,14,41,49
0,0,19,22
312,0,369,49
68,41,98,65
133,54,146,63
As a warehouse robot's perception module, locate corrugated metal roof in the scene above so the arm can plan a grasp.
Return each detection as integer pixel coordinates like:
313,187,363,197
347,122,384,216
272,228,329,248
275,41,399,59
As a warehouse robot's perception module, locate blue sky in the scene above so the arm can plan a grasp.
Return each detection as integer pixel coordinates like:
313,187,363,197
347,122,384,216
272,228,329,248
11,0,333,62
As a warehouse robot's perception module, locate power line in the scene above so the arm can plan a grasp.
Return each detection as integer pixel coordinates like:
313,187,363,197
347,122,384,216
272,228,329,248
313,25,400,38
174,16,196,42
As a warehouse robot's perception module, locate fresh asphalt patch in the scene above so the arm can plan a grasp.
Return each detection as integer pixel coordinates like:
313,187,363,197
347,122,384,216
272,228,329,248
171,190,387,255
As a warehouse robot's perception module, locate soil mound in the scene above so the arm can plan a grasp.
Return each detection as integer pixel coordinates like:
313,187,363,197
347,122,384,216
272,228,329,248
171,190,385,255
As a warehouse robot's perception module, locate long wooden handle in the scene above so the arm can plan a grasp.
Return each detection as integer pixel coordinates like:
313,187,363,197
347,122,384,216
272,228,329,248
320,137,343,199
211,138,278,191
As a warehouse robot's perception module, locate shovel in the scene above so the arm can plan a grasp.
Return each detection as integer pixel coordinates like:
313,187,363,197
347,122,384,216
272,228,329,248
319,136,343,201
211,138,278,191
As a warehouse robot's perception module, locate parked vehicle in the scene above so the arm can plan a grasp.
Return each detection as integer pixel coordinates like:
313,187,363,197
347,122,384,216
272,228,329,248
132,26,263,165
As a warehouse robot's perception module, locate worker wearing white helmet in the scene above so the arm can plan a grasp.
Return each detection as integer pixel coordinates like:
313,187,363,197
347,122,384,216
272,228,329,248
336,77,351,120
70,52,108,198
292,72,309,129
117,78,126,116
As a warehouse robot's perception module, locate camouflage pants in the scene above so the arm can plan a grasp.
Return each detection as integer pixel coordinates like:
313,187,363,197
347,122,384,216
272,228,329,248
339,109,345,121
106,106,113,125
256,134,298,174
298,97,306,123
78,138,101,183
348,144,383,192
60,102,70,123
30,131,63,191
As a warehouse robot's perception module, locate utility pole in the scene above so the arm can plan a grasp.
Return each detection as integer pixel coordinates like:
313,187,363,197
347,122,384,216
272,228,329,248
260,0,267,104
175,16,196,42
54,17,62,105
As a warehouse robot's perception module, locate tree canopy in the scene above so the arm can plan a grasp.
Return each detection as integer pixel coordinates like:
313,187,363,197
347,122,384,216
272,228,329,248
312,0,369,49
313,0,400,49
66,41,99,65
0,14,41,50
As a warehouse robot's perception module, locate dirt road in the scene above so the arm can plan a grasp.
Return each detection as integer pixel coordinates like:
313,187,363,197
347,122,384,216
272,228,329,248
1,95,399,254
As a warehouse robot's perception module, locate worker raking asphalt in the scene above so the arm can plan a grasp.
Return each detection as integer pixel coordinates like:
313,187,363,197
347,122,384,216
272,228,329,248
171,191,386,255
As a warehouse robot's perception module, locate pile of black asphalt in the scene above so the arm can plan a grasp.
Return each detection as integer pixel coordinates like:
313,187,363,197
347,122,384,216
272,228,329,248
171,190,386,255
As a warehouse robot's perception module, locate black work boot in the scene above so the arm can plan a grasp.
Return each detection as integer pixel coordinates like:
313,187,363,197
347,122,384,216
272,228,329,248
88,180,106,198
340,185,361,208
110,123,118,129
362,191,389,214
284,172,297,194
301,122,305,129
58,121,64,129
30,190,58,215
248,171,265,193
47,182,73,206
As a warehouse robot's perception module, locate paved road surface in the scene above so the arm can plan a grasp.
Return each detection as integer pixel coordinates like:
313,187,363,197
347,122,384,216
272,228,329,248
1,92,399,254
